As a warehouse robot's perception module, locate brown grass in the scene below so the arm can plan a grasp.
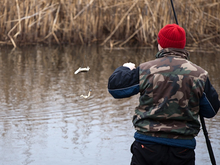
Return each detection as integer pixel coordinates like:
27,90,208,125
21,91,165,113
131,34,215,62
0,0,219,48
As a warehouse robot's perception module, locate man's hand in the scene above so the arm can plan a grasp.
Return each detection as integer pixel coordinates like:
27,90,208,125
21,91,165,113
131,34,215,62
123,62,136,70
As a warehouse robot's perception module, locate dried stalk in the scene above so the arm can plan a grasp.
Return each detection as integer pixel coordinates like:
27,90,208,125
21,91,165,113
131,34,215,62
120,22,146,47
8,22,19,48
46,4,61,44
101,0,138,45
14,0,22,38
73,0,94,20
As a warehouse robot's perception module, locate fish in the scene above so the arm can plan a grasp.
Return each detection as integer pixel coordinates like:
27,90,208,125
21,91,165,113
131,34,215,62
74,66,90,74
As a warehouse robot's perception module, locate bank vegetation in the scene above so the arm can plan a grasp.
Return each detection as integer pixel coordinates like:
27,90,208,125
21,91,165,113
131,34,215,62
0,0,220,49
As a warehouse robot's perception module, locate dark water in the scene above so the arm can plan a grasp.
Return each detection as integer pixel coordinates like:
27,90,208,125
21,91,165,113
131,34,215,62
0,45,219,165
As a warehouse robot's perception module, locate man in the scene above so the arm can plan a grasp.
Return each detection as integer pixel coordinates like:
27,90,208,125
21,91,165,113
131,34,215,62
108,24,220,165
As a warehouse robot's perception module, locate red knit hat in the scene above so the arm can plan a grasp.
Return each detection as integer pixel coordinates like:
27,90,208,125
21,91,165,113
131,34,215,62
157,24,186,49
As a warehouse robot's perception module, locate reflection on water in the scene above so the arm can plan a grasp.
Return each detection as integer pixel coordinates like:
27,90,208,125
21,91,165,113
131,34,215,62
0,46,219,165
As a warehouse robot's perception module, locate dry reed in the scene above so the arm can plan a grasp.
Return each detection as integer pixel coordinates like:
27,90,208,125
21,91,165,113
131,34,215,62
0,0,219,48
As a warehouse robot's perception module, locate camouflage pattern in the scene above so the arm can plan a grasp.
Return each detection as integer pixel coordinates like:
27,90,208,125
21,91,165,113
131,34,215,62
133,48,208,139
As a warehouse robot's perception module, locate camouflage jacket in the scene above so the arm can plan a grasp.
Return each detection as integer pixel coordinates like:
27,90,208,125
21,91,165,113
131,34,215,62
108,48,219,141
134,48,208,139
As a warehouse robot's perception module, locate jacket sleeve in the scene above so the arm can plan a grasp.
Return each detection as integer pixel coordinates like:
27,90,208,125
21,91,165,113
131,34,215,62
108,66,140,99
199,77,220,118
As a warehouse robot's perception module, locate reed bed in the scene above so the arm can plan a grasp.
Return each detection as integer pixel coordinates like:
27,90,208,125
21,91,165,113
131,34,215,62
0,0,219,48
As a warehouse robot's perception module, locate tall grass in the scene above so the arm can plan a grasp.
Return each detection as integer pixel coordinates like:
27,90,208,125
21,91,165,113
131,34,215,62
0,0,219,48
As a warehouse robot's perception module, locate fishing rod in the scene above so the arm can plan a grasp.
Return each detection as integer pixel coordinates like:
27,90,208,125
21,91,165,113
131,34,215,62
170,0,178,25
170,0,216,165
200,115,216,165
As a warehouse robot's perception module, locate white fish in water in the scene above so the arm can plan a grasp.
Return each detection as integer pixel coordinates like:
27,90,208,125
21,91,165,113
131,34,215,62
74,66,90,74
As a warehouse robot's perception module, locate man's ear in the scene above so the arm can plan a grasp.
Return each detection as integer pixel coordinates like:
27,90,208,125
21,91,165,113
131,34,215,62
158,44,163,51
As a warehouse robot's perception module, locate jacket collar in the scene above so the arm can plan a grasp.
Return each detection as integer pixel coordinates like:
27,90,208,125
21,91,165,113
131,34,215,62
156,48,190,60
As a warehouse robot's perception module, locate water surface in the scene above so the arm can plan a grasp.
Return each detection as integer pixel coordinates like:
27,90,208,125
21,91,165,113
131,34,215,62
0,45,219,165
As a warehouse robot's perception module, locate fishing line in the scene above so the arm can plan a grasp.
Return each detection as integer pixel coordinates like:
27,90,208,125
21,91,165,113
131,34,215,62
170,0,216,164
84,49,92,89
81,49,92,98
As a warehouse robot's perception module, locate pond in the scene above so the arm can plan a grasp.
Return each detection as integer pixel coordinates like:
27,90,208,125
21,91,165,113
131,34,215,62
0,45,219,165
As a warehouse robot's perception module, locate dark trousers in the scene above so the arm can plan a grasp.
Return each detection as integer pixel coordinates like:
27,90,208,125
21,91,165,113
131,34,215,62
130,141,195,165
